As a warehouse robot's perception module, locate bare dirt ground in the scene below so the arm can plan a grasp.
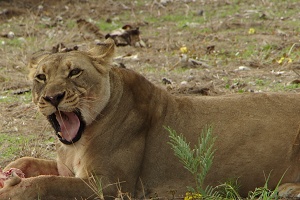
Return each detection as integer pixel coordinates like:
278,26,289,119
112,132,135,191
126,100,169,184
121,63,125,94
0,0,300,194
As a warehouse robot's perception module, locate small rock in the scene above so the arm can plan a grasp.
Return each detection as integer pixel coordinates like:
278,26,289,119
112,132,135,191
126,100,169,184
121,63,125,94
56,15,63,22
180,81,188,86
197,10,204,16
38,5,44,11
18,37,26,43
271,70,285,76
187,75,195,82
7,31,14,39
237,66,251,71
185,22,200,28
94,39,101,44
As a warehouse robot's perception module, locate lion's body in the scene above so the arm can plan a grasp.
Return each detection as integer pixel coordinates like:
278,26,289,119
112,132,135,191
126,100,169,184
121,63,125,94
2,39,300,199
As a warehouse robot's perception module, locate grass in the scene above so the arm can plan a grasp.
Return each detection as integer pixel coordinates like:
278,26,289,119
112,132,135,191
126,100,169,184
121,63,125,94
272,82,300,92
0,130,56,167
1,38,24,47
0,132,50,167
0,91,32,104
0,134,30,159
247,171,286,200
86,175,104,200
96,19,121,32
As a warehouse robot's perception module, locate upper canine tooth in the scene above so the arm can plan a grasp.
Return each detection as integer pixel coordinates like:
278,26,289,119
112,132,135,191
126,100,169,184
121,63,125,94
58,132,62,137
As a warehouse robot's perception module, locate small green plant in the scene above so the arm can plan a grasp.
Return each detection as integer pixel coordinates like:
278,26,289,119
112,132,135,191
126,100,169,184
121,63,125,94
247,171,286,200
216,180,242,200
166,125,218,198
86,175,104,200
166,126,287,200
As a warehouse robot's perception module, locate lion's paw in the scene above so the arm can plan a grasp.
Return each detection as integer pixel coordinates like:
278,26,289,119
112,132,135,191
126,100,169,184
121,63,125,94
278,183,300,198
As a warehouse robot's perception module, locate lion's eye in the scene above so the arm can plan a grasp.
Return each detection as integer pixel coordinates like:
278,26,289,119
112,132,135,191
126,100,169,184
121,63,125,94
35,74,46,82
68,68,82,78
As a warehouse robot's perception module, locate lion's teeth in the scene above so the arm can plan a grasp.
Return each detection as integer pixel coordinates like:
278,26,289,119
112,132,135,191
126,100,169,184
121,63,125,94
58,132,62,137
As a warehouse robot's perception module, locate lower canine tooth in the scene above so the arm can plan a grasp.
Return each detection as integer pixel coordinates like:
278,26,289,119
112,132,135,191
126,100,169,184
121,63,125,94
58,132,62,137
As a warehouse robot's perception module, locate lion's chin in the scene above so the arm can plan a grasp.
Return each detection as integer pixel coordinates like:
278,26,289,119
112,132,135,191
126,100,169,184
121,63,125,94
47,110,86,145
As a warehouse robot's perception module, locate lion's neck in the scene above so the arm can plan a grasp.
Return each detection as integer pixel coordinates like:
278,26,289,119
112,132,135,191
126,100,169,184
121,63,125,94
98,67,170,130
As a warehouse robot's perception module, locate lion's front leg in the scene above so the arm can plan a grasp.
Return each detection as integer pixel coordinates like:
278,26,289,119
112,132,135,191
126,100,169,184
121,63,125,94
4,157,58,177
0,175,97,200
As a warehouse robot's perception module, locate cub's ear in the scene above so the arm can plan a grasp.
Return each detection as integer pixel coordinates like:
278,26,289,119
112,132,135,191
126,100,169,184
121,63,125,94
88,38,115,63
27,51,51,80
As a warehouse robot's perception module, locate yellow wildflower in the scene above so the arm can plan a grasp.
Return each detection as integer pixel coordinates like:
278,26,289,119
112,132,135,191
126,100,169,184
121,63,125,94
184,192,202,200
277,57,285,64
180,46,188,54
288,58,293,63
248,28,256,34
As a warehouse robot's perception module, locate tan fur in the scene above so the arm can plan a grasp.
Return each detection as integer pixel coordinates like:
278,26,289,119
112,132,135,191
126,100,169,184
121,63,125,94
2,38,300,199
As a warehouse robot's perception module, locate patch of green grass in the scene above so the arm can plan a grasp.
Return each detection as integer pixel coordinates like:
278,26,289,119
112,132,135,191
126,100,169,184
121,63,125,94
216,179,242,199
66,19,77,29
247,171,286,200
0,134,33,159
286,83,300,89
236,89,244,93
0,91,32,104
96,20,121,32
272,83,300,92
161,14,191,24
140,65,160,73
261,44,277,52
255,79,266,87
36,23,48,29
240,44,259,59
146,13,207,30
2,38,24,47
216,3,240,18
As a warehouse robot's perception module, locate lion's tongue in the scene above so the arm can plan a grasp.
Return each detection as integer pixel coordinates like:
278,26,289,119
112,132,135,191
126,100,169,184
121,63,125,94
55,112,80,142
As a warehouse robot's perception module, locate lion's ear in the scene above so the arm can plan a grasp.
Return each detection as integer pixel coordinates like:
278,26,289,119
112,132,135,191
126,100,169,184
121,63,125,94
88,38,115,63
27,51,51,80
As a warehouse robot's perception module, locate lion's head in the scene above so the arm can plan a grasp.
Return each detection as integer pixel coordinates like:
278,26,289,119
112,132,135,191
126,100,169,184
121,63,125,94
28,39,115,144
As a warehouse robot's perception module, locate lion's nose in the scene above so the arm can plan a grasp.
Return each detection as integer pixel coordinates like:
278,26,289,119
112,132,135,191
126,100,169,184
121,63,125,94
43,92,66,107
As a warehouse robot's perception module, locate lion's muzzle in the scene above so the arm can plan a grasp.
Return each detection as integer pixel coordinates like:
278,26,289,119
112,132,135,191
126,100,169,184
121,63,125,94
43,92,66,108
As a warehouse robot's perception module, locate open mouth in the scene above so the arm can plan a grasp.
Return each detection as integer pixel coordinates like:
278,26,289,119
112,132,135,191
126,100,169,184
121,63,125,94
47,110,85,145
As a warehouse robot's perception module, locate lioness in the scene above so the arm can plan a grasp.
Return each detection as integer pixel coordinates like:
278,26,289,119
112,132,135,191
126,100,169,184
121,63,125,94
1,38,300,199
